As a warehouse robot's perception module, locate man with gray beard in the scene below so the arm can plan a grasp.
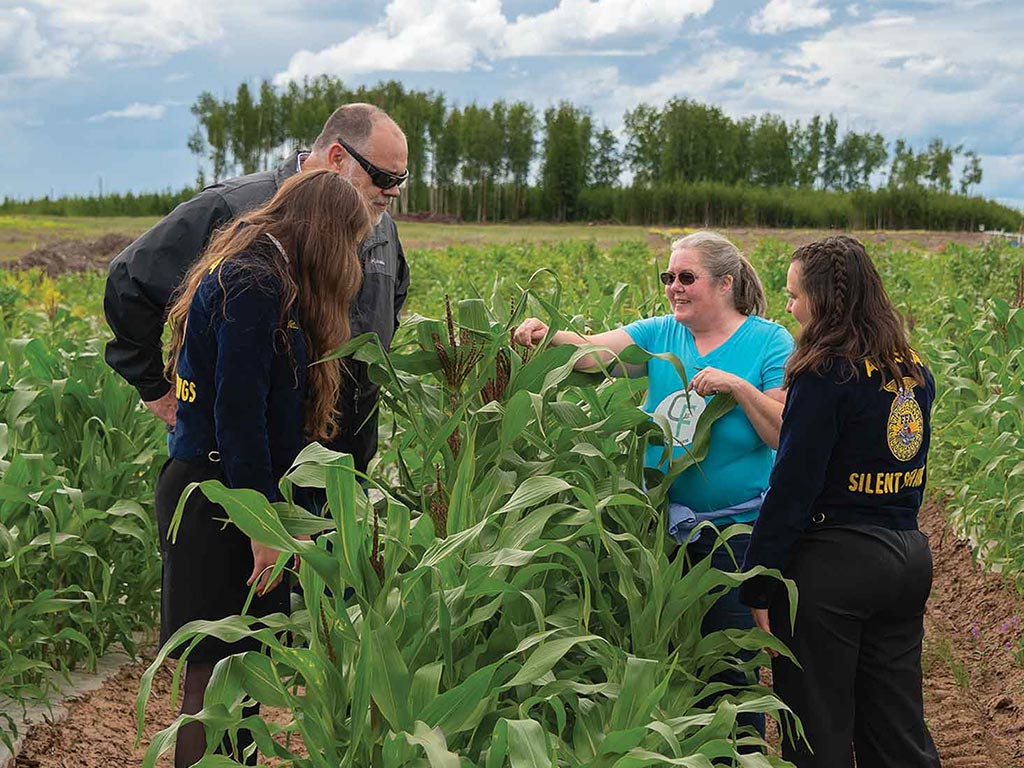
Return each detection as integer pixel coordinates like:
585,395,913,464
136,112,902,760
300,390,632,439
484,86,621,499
104,103,410,473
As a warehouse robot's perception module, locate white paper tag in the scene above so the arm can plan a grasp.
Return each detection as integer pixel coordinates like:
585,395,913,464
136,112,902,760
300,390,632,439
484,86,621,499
653,390,708,447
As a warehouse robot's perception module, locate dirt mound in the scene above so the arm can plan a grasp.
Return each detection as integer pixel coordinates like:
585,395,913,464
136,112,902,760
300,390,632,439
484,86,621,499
8,234,133,276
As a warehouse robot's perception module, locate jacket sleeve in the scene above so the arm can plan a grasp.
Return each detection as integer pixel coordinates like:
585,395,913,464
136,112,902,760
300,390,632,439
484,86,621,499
212,278,284,503
393,228,409,331
103,189,233,401
740,372,844,608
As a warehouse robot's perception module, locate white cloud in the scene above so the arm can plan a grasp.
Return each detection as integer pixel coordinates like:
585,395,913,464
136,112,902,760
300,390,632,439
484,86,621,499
32,0,225,61
1,0,312,86
749,0,832,34
590,5,1023,144
978,153,1024,209
502,0,712,56
772,10,1024,134
276,0,506,84
88,102,167,122
0,7,74,86
274,0,713,83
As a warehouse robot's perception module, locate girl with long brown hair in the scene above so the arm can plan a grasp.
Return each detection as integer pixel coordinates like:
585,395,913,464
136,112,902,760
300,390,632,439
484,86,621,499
740,235,940,768
156,169,370,766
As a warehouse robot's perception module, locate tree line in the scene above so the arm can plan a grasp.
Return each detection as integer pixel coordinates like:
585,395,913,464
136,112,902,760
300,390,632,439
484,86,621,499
2,77,1019,231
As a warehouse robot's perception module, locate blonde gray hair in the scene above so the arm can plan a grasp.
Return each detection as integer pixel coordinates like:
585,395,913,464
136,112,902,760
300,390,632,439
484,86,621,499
312,103,397,154
671,230,766,316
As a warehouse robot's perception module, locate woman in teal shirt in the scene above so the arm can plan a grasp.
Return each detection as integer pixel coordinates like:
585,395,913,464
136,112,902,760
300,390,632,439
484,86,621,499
515,231,793,738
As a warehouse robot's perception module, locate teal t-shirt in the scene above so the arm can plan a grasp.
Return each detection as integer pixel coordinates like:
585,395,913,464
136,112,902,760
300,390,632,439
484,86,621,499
623,314,794,520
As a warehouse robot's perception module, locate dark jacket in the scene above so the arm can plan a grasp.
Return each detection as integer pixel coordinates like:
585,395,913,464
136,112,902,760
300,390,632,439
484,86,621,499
740,358,935,608
104,150,409,472
171,241,308,502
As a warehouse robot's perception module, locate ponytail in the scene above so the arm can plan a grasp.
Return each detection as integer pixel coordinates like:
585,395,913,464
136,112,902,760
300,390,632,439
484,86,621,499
733,255,767,316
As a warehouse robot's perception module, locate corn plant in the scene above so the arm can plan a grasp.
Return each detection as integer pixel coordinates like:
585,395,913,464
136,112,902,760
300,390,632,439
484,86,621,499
925,296,1024,577
0,297,164,747
137,288,798,767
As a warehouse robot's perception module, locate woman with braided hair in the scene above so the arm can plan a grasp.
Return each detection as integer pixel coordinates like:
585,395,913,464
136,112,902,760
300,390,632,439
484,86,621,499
740,235,940,767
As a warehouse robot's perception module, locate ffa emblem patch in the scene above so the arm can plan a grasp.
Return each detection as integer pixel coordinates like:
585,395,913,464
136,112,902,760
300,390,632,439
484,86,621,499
883,377,924,461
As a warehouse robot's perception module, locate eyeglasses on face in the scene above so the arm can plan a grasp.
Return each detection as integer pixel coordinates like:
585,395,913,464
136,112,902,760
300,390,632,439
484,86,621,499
659,270,699,287
335,137,409,190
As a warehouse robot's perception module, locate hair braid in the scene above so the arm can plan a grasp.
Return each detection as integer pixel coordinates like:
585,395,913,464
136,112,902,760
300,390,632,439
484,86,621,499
785,235,923,388
829,244,849,318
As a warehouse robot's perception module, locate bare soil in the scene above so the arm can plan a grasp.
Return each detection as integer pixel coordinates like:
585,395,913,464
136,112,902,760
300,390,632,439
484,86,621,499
921,498,1024,768
3,234,133,275
9,500,1024,767
9,656,300,767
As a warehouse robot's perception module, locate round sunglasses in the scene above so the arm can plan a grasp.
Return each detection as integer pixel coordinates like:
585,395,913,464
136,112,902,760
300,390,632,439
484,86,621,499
336,137,409,190
659,270,700,287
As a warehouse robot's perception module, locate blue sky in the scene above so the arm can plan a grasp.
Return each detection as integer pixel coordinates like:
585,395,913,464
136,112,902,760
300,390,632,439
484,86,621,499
2,0,1022,210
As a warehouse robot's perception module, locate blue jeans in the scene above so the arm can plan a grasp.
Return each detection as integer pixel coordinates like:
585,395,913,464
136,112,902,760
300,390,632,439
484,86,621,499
686,526,766,740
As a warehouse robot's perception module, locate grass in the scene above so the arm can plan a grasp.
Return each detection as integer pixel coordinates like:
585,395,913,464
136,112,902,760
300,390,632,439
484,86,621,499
0,213,995,264
396,220,654,249
0,216,654,262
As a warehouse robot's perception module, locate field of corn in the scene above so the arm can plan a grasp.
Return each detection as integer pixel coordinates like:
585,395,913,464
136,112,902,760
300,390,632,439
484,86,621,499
0,231,1022,766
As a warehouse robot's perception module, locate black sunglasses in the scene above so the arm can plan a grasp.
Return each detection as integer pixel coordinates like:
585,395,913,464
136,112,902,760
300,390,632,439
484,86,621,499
659,270,699,287
335,137,409,190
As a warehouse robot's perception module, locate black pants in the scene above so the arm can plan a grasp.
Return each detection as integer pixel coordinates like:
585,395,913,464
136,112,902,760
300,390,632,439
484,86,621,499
769,524,941,768
155,457,290,661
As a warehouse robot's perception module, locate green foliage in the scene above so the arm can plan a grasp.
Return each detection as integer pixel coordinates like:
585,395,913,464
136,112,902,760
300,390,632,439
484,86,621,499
0,282,165,746
924,293,1024,582
541,103,593,222
577,182,1021,231
6,78,1018,228
0,189,197,217
137,286,799,766
3,234,1021,764
590,126,622,189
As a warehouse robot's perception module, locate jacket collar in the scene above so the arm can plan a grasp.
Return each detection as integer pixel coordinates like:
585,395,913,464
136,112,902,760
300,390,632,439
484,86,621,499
360,215,391,254
276,149,306,187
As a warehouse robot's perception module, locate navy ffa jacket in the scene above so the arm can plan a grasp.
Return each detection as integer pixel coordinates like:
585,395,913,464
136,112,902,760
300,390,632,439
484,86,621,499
740,357,935,608
104,150,408,472
169,241,307,505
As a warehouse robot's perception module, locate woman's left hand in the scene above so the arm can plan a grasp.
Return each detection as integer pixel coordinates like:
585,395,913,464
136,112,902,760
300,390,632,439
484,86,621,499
249,541,285,596
751,607,778,658
689,366,742,397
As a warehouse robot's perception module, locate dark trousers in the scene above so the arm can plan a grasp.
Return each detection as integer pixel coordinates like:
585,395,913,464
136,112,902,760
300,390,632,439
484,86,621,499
155,458,289,661
687,527,765,739
770,524,941,768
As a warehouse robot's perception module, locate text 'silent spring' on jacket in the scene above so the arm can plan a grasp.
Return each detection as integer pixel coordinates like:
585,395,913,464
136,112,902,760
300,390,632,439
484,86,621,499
740,358,935,607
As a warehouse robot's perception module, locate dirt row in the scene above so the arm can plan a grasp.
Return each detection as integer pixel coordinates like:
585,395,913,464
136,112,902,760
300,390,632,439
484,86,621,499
6,501,1021,767
920,499,1024,767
